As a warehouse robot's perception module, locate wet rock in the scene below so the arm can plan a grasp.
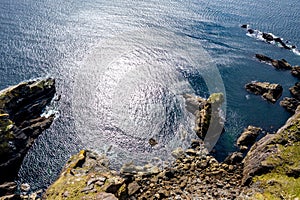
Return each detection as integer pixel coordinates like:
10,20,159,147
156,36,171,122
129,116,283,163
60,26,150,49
291,66,300,78
289,82,300,100
245,81,283,103
280,97,300,113
237,126,262,151
149,138,158,146
255,54,292,70
171,147,185,160
241,24,248,28
262,32,274,41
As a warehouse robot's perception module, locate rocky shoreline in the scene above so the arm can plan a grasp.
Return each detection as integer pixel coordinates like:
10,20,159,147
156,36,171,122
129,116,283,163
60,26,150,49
1,67,300,199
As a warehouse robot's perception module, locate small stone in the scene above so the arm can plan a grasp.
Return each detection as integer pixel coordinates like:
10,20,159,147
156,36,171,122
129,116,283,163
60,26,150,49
20,183,30,192
63,191,69,197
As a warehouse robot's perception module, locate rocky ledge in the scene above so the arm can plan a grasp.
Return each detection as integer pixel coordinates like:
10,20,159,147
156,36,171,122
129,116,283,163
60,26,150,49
0,78,56,198
245,81,283,103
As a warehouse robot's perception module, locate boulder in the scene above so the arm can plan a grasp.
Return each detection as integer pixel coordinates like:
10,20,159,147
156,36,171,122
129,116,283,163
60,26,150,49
255,54,273,62
245,81,283,103
280,97,300,113
291,66,300,78
0,78,56,187
236,126,262,151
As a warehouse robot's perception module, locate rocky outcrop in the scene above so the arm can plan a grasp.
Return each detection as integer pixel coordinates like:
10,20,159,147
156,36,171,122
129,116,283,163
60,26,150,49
291,66,300,78
242,106,300,198
0,78,56,198
236,126,262,152
255,54,292,70
245,81,283,103
194,93,224,142
280,82,300,113
280,97,300,113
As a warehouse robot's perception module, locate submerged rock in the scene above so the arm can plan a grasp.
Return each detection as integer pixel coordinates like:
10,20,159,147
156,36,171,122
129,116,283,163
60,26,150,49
0,78,56,196
245,81,283,103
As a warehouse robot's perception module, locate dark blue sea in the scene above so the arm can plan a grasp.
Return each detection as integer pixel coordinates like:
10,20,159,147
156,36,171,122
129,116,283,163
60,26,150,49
1,0,299,190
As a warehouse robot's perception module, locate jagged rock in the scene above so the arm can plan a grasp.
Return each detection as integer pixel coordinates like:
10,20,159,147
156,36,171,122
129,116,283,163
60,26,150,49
242,106,300,188
224,152,243,165
0,78,56,197
44,150,126,199
183,94,206,115
241,24,248,29
245,81,283,103
262,33,274,42
255,54,292,70
280,97,300,113
271,59,292,70
194,93,224,141
289,82,300,100
236,126,262,151
291,66,300,78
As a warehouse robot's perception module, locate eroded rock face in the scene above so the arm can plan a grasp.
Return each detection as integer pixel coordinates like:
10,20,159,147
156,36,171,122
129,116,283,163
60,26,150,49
289,82,300,100
0,78,56,197
245,81,283,103
242,106,300,188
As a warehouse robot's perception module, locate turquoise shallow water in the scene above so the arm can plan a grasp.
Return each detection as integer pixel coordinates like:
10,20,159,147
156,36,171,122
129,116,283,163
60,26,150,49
0,0,300,189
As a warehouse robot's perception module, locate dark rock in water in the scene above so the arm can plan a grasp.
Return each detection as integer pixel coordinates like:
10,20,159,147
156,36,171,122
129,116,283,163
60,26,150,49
0,78,56,196
247,29,254,34
245,81,283,103
194,93,224,146
242,106,300,189
255,54,292,70
291,66,300,78
271,59,292,70
236,126,262,152
149,138,158,147
224,152,243,165
280,97,300,113
289,82,300,100
255,54,273,62
262,32,274,41
241,24,248,28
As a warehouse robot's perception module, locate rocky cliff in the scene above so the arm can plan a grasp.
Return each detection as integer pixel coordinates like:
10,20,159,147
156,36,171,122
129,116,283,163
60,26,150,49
243,106,300,198
0,78,56,198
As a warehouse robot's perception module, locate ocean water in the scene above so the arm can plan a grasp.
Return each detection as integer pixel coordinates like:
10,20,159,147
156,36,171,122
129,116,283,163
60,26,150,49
0,0,299,190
